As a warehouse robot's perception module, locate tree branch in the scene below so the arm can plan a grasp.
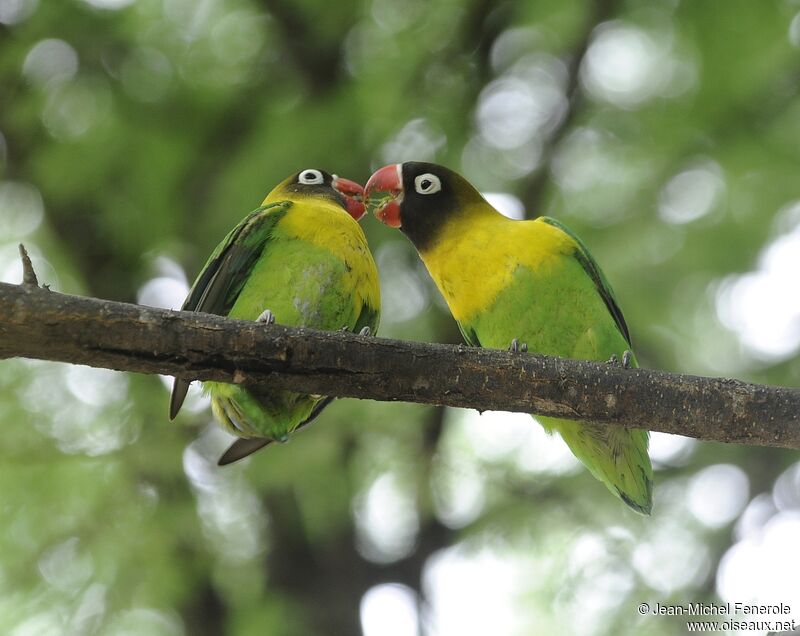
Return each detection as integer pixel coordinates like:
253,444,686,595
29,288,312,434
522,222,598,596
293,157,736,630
0,281,798,449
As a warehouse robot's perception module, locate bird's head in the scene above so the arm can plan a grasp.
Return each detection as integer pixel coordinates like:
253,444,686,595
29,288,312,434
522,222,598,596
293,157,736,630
365,162,485,250
274,168,365,220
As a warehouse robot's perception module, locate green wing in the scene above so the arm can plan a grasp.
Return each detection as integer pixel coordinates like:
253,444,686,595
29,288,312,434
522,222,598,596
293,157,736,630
540,216,631,346
457,322,482,347
170,201,291,419
182,201,291,316
353,302,380,336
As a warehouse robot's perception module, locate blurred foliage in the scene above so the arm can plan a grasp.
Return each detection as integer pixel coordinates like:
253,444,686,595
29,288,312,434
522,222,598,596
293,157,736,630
2,0,800,634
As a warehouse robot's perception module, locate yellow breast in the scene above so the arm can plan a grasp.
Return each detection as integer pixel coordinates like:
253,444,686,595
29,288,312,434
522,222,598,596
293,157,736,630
276,197,381,310
420,210,573,323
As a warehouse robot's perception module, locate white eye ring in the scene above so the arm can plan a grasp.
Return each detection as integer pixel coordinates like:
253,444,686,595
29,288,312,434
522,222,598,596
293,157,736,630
414,173,441,195
298,169,324,185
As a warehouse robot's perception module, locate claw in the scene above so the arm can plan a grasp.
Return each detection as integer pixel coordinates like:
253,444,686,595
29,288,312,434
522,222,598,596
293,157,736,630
340,325,350,332
358,326,372,337
622,350,633,369
257,309,275,325
508,339,528,353
607,351,633,368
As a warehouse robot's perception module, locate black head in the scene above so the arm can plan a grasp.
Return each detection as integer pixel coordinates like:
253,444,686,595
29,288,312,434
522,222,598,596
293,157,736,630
366,162,484,251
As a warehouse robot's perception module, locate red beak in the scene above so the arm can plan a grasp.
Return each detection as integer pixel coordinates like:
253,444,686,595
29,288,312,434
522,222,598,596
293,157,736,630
364,164,403,229
332,176,366,221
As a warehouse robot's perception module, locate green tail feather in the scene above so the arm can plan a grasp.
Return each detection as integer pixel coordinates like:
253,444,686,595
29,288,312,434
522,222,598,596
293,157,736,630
539,415,653,515
207,382,317,441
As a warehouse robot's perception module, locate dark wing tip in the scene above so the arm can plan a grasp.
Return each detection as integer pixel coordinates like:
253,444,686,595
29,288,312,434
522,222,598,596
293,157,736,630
217,437,273,465
617,477,653,516
169,379,191,420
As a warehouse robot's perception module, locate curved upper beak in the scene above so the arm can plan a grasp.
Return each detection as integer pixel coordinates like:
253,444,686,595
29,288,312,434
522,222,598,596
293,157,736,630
364,164,403,228
332,176,366,221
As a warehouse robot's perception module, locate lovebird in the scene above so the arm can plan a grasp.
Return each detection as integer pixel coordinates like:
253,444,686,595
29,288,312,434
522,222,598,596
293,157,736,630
365,162,652,514
170,168,380,465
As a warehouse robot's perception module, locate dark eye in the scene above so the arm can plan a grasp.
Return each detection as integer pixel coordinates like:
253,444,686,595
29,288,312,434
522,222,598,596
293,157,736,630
298,169,324,185
414,173,441,195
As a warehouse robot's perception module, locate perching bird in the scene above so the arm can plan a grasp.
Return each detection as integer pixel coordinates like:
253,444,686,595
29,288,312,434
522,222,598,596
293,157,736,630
170,168,380,465
365,162,652,514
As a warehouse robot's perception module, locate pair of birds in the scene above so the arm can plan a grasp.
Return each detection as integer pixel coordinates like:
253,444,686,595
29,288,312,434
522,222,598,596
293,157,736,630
169,163,653,515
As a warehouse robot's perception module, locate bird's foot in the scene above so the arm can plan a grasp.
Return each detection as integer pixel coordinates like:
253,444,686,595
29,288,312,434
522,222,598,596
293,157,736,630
508,338,528,353
607,350,633,368
257,309,276,325
622,350,633,369
358,326,372,337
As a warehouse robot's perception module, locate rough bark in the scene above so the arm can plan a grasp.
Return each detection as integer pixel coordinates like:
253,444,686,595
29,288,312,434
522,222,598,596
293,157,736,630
1,281,799,449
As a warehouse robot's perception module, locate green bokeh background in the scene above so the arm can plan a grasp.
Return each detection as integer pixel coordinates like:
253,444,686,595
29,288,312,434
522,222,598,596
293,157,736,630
1,0,799,634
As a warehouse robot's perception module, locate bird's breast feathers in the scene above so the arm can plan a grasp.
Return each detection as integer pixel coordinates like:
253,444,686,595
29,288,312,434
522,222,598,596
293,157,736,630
278,198,380,308
420,215,574,323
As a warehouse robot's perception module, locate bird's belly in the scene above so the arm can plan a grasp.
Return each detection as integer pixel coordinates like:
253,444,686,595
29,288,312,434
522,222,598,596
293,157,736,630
467,264,629,362
229,246,357,330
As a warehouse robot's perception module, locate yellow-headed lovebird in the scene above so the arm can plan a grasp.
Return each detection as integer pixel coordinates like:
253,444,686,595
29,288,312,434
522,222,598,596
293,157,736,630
365,162,652,514
170,169,380,465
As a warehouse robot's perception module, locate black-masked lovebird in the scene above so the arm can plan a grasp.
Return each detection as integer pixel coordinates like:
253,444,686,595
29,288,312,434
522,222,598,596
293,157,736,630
171,168,380,465
365,161,652,514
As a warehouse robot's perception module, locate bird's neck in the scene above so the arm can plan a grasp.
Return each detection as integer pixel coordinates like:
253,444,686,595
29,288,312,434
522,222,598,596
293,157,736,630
416,206,510,322
410,202,496,253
